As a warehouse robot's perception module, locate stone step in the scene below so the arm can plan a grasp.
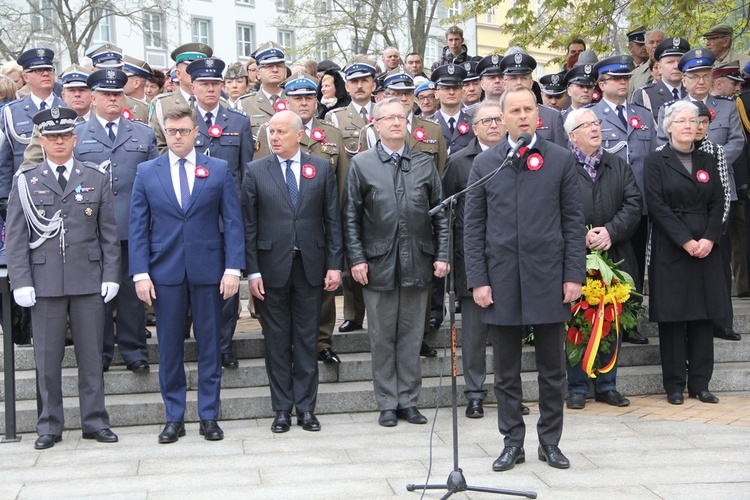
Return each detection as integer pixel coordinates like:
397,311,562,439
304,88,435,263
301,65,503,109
3,361,749,434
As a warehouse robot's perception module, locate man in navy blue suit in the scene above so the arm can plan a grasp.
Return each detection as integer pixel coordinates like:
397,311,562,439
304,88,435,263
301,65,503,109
129,105,245,443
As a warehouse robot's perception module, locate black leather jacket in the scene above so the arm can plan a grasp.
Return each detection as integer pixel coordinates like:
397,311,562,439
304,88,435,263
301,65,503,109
344,142,449,291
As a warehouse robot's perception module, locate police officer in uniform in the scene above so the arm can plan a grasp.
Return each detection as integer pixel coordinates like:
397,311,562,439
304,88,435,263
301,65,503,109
186,56,254,367
235,42,287,138
477,54,504,102
626,26,652,96
5,107,121,449
539,72,567,111
461,60,482,109
632,37,690,119
561,62,597,119
0,48,65,200
325,56,377,334
500,52,568,147
431,63,475,155
74,68,159,372
149,43,214,152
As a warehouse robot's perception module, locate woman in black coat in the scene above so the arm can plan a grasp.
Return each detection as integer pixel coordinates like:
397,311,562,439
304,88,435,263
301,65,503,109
316,69,349,119
644,100,730,405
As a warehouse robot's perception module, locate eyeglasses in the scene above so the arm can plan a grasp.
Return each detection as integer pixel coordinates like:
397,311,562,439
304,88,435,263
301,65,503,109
475,116,502,126
165,128,196,136
571,119,603,132
698,119,710,127
684,74,711,82
671,118,697,126
28,68,54,75
417,94,436,102
600,75,631,82
375,114,407,123
43,132,74,142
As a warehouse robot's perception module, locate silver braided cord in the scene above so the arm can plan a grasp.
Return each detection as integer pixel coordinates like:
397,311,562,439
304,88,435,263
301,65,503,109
16,173,65,258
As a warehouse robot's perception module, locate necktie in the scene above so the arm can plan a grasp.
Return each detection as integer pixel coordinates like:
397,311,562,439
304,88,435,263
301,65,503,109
56,165,67,191
106,122,116,142
75,116,85,124
448,117,455,135
517,146,528,158
188,95,196,108
672,88,680,100
205,111,213,129
39,101,47,110
616,105,627,127
391,152,400,162
178,158,190,211
285,159,298,209
271,94,279,105
360,107,368,122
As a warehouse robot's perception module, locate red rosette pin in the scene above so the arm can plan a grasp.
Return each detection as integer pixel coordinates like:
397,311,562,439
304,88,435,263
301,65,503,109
369,115,375,123
302,163,316,179
121,108,133,121
413,127,427,142
274,99,288,112
457,122,470,135
208,124,223,138
537,117,543,128
592,89,601,101
696,170,709,183
629,115,642,130
709,108,716,120
527,152,543,171
195,166,209,178
311,128,326,142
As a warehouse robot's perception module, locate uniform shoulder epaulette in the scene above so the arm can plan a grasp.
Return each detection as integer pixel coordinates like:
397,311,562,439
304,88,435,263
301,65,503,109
82,161,107,174
712,95,734,102
329,107,347,114
150,92,171,103
630,101,650,111
319,118,335,128
237,91,258,101
417,115,440,126
227,106,246,116
583,102,597,109
662,99,679,108
538,103,559,113
14,164,36,177
640,81,657,89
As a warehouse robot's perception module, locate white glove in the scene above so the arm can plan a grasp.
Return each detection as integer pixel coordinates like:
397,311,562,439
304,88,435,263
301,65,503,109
13,287,36,308
101,282,120,303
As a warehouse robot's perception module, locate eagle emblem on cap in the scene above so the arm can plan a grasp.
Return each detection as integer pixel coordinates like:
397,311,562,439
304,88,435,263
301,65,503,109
491,55,499,64
464,62,471,71
551,74,559,84
695,49,703,57
36,48,45,58
106,69,116,79
51,107,60,119
673,37,680,47
620,55,628,63
584,64,592,74
206,59,214,68
514,53,523,64
447,64,455,75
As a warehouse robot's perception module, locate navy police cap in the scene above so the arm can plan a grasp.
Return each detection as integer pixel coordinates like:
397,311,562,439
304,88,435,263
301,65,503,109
186,57,226,81
17,47,55,71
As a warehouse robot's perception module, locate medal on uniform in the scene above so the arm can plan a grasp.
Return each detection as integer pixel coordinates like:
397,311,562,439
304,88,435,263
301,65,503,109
75,184,82,193
527,152,543,171
75,193,83,202
195,166,209,178
122,108,133,120
311,128,326,142
457,122,470,135
85,207,93,216
208,125,223,138
696,170,709,183
413,128,427,142
302,164,316,179
274,99,288,112
30,177,38,185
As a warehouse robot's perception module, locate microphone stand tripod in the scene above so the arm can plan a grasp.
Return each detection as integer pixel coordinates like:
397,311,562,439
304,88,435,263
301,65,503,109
407,154,536,499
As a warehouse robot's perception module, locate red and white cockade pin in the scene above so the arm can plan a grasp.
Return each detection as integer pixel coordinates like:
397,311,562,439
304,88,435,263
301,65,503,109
457,122,470,135
527,153,543,171
195,166,209,178
208,124,223,138
629,116,642,130
121,108,133,120
696,170,709,183
369,116,375,123
311,128,326,142
537,117,543,128
709,109,716,120
302,163,316,179
413,128,427,141
274,99,288,112
592,89,601,101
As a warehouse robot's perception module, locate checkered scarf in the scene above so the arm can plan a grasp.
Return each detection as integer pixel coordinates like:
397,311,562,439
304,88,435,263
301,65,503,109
697,138,730,224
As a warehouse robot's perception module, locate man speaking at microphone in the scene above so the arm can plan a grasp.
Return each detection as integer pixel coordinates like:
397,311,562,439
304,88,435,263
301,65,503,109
464,85,585,471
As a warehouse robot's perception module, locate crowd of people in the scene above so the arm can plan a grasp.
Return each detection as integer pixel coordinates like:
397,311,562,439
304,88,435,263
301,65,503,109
1,22,749,473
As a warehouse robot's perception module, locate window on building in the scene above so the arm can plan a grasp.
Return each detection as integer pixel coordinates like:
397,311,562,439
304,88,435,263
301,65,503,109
32,0,55,35
192,18,212,46
93,8,114,43
278,29,295,54
447,1,461,17
484,9,495,24
236,0,255,5
237,23,256,58
424,38,439,68
317,36,333,61
276,0,292,12
144,11,164,49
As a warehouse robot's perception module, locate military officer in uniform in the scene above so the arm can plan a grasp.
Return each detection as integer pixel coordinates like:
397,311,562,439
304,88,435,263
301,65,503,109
415,80,439,117
500,52,568,147
0,48,65,200
73,68,158,373
235,42,287,138
224,62,250,107
461,60,482,109
430,64,474,154
186,56,254,367
591,56,656,345
478,54,505,102
703,24,750,71
539,72,567,111
626,26,650,95
633,37,690,119
5,107,121,449
149,43,214,152
562,62,597,119
123,55,154,115
325,56,377,334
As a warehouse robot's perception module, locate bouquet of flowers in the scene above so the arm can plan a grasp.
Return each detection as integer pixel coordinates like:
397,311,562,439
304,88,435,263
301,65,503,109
566,249,641,378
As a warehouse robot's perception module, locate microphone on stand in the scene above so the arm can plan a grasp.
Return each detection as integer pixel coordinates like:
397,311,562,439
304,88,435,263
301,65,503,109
504,132,533,160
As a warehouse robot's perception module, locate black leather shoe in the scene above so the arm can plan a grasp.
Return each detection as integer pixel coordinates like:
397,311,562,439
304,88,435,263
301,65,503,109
199,420,224,440
144,327,152,339
297,411,321,431
429,317,441,329
420,340,437,357
271,411,292,433
689,390,720,403
34,434,61,450
146,313,157,326
338,320,363,332
538,445,570,469
378,409,398,427
667,393,684,405
492,446,525,471
158,422,185,444
396,406,428,424
567,393,586,409
595,390,630,407
623,329,649,344
221,352,239,369
520,404,530,415
714,328,741,341
466,398,484,418
454,300,461,314
318,348,341,364
127,360,150,373
82,428,118,443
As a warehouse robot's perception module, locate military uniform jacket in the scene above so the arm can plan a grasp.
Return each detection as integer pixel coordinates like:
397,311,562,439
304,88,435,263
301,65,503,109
254,117,348,198
73,117,158,240
431,109,475,155
194,104,253,193
5,159,121,296
326,102,370,156
235,89,285,139
536,104,568,147
628,62,652,99
149,90,189,154
124,95,150,124
632,80,686,120
591,99,656,213
0,94,66,197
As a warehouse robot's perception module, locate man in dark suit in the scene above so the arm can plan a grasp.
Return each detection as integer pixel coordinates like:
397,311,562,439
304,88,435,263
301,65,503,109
130,105,245,443
5,107,121,449
464,86,585,471
74,68,158,373
242,110,343,433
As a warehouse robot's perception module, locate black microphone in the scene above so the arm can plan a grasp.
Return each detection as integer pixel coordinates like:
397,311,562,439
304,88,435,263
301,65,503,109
504,132,533,159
